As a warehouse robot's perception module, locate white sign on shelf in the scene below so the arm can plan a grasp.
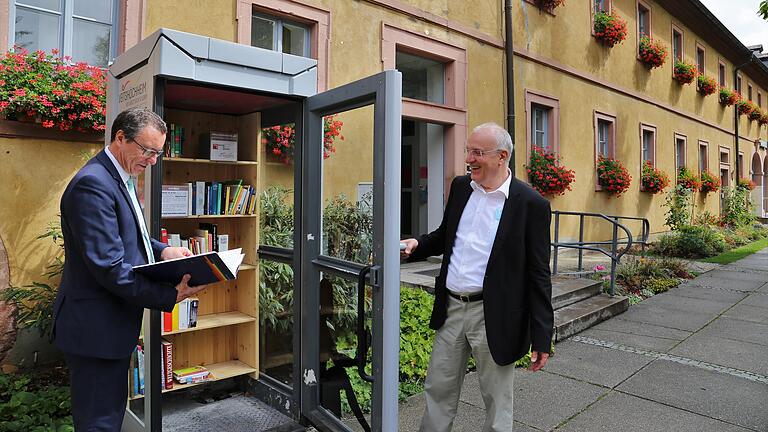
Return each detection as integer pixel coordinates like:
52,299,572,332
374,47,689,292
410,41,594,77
209,132,238,161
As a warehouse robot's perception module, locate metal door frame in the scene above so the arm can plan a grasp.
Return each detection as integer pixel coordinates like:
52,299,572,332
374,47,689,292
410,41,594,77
296,70,402,431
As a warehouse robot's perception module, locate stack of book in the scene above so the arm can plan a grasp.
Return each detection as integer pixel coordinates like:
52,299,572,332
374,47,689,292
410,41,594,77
128,344,145,398
162,297,199,333
173,365,212,384
165,123,185,158
160,180,257,217
160,225,230,255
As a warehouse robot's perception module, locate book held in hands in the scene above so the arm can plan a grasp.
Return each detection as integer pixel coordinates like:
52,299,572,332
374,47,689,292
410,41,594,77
133,248,245,286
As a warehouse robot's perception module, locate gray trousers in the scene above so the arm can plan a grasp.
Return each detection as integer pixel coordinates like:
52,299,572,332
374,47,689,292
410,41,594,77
420,296,515,432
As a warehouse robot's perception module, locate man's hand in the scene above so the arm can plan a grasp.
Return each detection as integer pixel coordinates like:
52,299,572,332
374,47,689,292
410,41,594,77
161,246,193,261
400,238,418,259
175,274,209,303
528,351,549,372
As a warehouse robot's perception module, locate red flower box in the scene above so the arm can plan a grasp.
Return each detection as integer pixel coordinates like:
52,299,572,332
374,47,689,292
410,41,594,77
593,11,628,48
719,88,739,106
672,60,696,85
641,161,669,194
525,146,576,197
597,156,632,197
699,170,720,194
676,166,700,192
696,75,718,96
638,36,667,69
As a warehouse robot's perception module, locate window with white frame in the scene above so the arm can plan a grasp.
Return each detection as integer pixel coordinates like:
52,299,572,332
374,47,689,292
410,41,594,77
594,0,609,14
641,125,655,165
672,28,683,62
396,51,446,104
11,0,116,67
532,104,550,151
699,141,708,173
251,12,310,57
597,119,611,158
675,135,686,169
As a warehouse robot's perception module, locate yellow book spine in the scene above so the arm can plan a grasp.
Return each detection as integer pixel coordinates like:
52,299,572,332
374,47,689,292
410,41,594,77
171,303,179,331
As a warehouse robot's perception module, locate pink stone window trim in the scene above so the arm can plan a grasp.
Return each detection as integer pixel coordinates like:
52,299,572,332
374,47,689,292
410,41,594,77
525,90,560,159
236,0,330,91
381,23,467,197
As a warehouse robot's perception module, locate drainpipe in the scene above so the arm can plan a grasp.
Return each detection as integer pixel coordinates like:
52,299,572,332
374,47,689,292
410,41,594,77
504,0,516,177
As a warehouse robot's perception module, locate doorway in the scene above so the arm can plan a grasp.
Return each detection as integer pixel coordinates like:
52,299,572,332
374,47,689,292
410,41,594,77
401,119,444,238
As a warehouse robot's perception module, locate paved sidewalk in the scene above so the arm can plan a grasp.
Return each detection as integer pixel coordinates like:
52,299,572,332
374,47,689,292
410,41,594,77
396,248,768,431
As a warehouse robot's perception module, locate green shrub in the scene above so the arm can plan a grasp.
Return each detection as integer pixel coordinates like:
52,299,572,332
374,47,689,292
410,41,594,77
720,186,755,227
644,278,679,294
655,225,727,258
0,372,72,432
663,184,694,230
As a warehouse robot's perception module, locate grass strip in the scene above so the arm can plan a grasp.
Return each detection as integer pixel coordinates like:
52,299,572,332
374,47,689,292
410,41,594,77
700,238,768,264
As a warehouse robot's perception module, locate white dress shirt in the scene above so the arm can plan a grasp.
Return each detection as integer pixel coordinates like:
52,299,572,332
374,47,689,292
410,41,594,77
445,169,512,294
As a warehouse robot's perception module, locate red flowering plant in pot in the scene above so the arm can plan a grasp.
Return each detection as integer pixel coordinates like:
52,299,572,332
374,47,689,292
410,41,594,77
676,166,700,191
737,178,757,191
748,104,762,122
0,47,106,132
699,170,720,194
736,99,756,117
638,36,667,69
525,146,576,197
262,115,344,164
672,60,696,85
696,75,718,96
597,156,632,197
759,111,768,127
640,160,669,194
593,10,628,48
719,88,739,106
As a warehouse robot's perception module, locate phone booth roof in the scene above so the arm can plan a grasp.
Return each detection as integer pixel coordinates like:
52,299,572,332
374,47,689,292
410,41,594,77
109,28,318,98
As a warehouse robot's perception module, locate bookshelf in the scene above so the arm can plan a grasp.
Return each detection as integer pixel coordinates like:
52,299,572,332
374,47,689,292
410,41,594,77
139,105,262,399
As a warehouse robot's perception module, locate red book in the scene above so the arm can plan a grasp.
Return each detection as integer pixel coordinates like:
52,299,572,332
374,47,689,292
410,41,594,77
160,228,168,244
162,312,172,333
161,339,174,390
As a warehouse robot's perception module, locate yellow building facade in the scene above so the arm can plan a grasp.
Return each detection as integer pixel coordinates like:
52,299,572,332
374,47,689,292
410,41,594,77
1,0,767,328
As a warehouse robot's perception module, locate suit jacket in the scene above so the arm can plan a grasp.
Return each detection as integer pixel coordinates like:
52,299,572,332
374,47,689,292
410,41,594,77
410,175,553,366
53,150,177,359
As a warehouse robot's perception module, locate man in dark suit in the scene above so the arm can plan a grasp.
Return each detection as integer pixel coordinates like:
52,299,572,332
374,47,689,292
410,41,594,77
401,122,553,432
53,108,207,431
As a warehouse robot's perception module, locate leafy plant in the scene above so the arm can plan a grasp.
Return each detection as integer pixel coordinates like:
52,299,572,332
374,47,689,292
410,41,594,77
597,156,631,197
663,184,693,230
525,146,576,196
644,277,678,294
748,106,763,122
693,210,719,226
638,36,667,69
736,99,757,117
672,60,696,85
593,10,628,48
535,0,565,11
640,160,669,194
719,88,739,106
0,47,106,132
676,166,700,192
262,115,344,164
720,186,755,228
699,170,720,194
696,75,718,96
0,222,64,338
737,178,757,191
655,225,727,258
759,111,768,126
0,372,73,431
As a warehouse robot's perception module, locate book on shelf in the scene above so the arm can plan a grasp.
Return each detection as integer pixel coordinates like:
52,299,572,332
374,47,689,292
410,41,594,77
200,132,238,162
161,339,173,390
133,248,244,286
161,185,189,217
162,297,197,332
173,365,212,384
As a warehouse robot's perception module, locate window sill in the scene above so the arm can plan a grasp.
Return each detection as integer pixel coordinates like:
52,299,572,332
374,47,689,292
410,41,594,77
0,119,103,143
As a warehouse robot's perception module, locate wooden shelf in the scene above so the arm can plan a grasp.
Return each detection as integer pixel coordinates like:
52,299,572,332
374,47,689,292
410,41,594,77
164,157,257,166
239,263,256,271
138,311,256,341
164,311,256,336
129,360,257,400
161,214,257,220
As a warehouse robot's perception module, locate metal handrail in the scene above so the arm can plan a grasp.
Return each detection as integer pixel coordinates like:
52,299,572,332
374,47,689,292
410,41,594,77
551,211,648,296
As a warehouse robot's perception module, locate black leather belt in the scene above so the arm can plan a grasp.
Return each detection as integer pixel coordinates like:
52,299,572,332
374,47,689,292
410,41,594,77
447,291,483,302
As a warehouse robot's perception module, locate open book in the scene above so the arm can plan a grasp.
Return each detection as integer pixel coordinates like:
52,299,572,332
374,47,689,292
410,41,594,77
133,248,245,286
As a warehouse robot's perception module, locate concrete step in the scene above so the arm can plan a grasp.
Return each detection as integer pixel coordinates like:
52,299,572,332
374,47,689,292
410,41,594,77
554,294,629,342
552,277,603,310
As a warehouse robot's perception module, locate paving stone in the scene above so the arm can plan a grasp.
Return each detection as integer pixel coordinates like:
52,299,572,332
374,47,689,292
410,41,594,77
669,331,768,376
639,294,734,315
704,270,768,283
491,370,607,431
617,359,768,431
617,303,717,332
688,276,765,292
589,317,691,340
578,328,682,352
556,391,754,432
741,293,768,309
541,340,653,388
722,304,768,325
665,284,748,304
697,317,768,347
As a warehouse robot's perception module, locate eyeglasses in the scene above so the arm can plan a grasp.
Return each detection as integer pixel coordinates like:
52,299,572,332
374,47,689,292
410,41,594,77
465,148,503,158
131,138,164,158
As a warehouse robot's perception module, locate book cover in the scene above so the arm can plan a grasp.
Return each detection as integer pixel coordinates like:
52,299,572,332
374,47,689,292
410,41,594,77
217,234,229,252
178,298,189,330
171,303,179,331
162,311,172,333
133,248,244,287
189,298,199,328
161,339,173,390
199,223,218,252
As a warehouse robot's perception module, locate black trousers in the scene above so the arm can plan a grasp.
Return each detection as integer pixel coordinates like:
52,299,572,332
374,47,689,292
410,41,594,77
65,352,131,432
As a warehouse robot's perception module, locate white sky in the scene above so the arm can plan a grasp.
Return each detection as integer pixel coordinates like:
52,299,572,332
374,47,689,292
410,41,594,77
699,0,768,49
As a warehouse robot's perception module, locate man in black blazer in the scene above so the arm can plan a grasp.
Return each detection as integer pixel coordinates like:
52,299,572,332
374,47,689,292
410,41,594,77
53,108,207,431
401,122,553,432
